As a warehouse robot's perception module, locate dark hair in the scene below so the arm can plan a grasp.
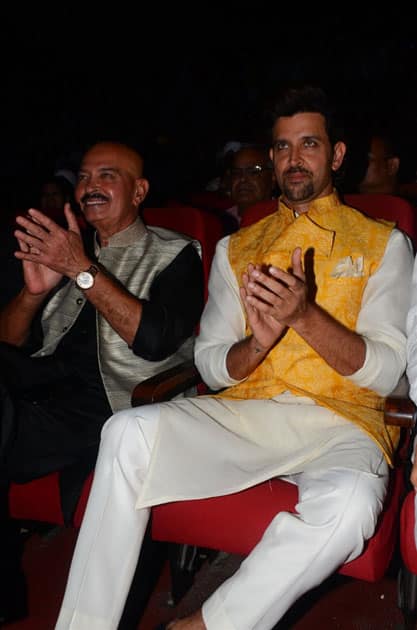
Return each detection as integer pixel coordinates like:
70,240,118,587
270,85,344,146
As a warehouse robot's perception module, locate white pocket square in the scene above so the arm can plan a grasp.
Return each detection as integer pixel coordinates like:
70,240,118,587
331,256,364,278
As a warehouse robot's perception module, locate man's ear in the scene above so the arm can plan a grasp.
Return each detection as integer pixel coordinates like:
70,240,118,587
134,178,150,205
387,156,400,177
331,141,346,172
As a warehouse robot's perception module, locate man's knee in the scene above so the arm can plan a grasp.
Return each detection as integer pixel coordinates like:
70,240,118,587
338,471,388,541
100,405,159,461
298,468,388,537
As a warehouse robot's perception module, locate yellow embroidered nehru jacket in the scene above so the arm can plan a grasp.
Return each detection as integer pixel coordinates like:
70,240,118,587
219,192,398,463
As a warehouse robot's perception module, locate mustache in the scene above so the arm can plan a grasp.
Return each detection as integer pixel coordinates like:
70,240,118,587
284,166,311,176
81,192,109,204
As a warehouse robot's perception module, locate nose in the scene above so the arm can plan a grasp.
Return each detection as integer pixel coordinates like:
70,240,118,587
288,147,302,167
85,175,99,191
83,178,103,198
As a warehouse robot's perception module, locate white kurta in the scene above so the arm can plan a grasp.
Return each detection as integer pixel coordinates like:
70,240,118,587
406,252,417,406
138,394,386,508
405,252,417,546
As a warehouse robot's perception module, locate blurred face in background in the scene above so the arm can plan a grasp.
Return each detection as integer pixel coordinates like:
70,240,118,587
40,179,69,221
39,175,75,225
359,136,399,194
229,147,275,215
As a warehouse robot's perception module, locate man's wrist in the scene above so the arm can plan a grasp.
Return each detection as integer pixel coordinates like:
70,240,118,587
75,264,99,290
249,336,270,355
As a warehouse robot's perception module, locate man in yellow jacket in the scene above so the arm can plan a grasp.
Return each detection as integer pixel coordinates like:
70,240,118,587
56,86,414,630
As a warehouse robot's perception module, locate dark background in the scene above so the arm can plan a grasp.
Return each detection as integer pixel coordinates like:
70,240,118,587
1,7,417,212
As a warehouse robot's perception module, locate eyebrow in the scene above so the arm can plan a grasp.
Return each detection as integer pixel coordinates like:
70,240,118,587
274,134,323,143
79,166,121,175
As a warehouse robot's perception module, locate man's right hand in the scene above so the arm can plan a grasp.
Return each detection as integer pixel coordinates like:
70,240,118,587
17,237,63,296
240,262,288,350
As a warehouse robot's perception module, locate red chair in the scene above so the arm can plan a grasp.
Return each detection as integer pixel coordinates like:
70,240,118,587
344,193,417,246
398,489,417,628
151,446,405,584
184,191,232,212
141,206,224,300
397,410,417,630
9,472,66,525
240,199,277,227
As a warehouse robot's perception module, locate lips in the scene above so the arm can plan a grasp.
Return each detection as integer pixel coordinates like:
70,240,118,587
85,198,107,206
82,194,109,208
286,173,306,183
285,169,310,184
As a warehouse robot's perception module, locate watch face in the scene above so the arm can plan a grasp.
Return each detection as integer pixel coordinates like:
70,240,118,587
76,271,94,290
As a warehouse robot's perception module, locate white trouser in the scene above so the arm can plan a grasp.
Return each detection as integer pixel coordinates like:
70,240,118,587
55,404,388,630
203,466,388,630
55,404,160,630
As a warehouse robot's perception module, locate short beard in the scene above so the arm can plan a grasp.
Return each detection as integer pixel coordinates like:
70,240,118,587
282,180,314,202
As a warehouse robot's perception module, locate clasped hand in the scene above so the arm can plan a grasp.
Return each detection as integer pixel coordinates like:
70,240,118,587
14,205,88,295
240,247,308,351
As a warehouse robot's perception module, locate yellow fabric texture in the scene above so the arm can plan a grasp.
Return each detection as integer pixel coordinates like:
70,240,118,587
218,192,398,465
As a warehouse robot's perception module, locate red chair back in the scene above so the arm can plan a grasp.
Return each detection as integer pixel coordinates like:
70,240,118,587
240,199,277,227
344,193,417,246
400,490,417,573
185,191,232,212
142,206,224,301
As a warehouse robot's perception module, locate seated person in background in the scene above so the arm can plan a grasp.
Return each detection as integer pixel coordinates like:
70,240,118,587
224,144,277,231
358,131,401,194
204,140,243,195
0,141,204,624
341,124,410,198
55,86,413,630
202,143,277,233
39,171,80,226
0,171,84,309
